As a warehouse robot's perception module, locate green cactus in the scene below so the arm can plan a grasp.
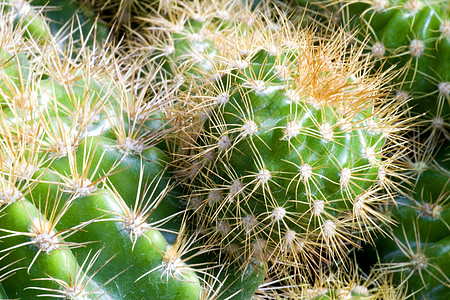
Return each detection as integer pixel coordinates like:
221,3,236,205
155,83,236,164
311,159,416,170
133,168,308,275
135,1,412,279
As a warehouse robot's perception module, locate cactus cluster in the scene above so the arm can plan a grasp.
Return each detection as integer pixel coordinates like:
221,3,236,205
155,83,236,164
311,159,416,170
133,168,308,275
1,0,449,299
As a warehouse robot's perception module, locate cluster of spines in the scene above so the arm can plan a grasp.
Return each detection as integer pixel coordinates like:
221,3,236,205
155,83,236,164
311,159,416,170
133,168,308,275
253,260,407,299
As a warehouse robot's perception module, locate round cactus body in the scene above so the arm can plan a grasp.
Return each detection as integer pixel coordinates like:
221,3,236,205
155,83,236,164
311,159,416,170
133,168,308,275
193,49,386,259
0,198,103,299
151,3,412,277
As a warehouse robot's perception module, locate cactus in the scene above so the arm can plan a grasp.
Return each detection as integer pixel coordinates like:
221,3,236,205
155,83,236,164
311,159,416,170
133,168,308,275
126,0,413,280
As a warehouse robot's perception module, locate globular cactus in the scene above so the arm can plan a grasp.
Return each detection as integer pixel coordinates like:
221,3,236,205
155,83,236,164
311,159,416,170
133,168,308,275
130,0,412,279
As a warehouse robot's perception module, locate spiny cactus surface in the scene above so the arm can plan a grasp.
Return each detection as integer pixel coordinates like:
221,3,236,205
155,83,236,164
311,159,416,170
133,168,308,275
132,0,413,279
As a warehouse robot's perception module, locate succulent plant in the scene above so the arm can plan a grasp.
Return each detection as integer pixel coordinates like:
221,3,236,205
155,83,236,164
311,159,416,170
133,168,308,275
124,0,413,282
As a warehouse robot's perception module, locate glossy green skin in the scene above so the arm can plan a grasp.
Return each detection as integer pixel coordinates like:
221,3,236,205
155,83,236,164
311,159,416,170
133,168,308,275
375,166,450,299
343,0,449,116
0,8,263,298
1,67,260,300
217,264,264,300
0,24,200,298
36,136,183,231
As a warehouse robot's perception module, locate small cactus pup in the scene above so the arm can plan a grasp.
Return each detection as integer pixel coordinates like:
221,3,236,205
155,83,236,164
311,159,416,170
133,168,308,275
331,0,449,141
370,142,450,299
172,5,410,277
